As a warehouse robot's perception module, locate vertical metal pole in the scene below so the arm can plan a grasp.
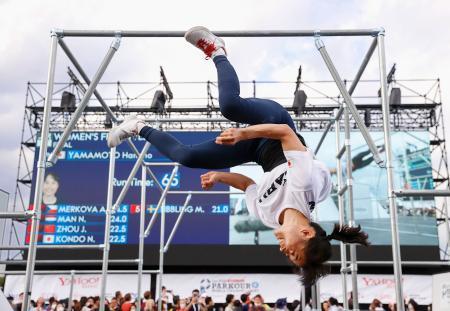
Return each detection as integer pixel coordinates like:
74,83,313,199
443,200,450,260
334,108,348,310
344,106,359,311
154,165,178,311
22,31,58,311
137,167,147,311
377,30,405,311
301,286,306,311
315,282,321,310
99,147,116,311
67,270,75,311
157,196,166,311
310,285,316,310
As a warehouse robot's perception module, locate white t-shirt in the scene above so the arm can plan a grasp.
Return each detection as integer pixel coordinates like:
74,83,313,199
245,149,332,228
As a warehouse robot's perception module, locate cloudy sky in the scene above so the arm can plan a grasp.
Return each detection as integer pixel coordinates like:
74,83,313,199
0,0,449,208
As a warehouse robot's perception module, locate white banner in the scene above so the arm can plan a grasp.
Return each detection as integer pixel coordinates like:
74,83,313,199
164,274,432,304
319,274,432,305
163,274,301,303
4,273,433,305
4,274,151,302
432,272,450,310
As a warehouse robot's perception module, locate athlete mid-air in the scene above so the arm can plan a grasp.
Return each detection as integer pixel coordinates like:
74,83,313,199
107,26,370,284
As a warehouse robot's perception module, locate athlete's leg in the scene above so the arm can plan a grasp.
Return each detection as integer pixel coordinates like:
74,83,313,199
139,126,258,169
214,55,296,130
184,26,295,129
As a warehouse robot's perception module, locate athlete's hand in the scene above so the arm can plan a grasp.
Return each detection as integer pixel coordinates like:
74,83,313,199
215,128,245,145
200,171,220,190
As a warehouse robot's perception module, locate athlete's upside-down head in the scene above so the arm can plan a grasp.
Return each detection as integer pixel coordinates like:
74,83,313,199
274,208,370,285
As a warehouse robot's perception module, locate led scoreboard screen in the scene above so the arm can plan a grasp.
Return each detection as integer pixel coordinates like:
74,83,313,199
28,130,440,259
28,131,230,246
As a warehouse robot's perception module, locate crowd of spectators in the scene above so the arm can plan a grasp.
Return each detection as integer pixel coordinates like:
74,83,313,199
7,289,432,311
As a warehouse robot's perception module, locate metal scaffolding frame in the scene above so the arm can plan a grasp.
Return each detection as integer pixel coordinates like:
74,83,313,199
0,27,449,311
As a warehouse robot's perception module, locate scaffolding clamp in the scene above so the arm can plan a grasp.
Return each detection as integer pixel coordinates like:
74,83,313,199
346,178,353,187
111,33,122,50
51,28,64,38
314,30,324,50
377,27,386,36
338,184,348,196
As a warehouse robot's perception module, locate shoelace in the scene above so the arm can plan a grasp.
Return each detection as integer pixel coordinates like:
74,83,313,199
196,38,218,59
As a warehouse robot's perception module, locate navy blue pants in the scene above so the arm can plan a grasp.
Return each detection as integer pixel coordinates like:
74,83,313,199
139,55,296,169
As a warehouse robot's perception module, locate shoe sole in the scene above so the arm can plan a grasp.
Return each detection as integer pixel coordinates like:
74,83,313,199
184,26,226,55
184,26,212,41
107,126,120,148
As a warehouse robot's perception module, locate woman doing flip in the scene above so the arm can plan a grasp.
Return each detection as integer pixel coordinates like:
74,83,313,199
107,26,370,284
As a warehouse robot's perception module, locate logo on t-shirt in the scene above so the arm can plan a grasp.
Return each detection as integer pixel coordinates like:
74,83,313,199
258,171,287,203
308,201,316,212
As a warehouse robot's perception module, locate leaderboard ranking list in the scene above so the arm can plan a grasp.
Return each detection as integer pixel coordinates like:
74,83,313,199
26,204,129,245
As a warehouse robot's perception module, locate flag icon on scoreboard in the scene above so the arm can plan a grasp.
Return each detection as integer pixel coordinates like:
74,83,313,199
43,235,55,244
44,225,56,234
130,204,141,214
45,215,56,222
47,205,58,214
57,151,66,160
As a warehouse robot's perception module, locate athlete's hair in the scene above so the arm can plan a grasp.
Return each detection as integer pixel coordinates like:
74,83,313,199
298,222,370,285
45,172,60,183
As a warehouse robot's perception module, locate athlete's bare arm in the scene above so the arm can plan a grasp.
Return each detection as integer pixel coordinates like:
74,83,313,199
201,171,255,191
215,124,306,152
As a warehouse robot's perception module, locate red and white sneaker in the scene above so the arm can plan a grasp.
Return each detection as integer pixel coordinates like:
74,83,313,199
184,26,227,59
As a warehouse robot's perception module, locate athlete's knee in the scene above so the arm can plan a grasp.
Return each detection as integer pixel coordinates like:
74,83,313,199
219,94,241,119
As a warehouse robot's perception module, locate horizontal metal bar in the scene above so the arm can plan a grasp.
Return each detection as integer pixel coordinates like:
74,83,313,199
144,162,260,167
2,269,161,275
0,259,139,265
57,29,381,38
144,162,180,166
336,145,346,159
0,245,104,251
0,246,28,251
394,189,450,197
338,185,348,196
37,244,104,250
329,260,450,266
149,117,333,123
167,191,243,195
29,103,437,114
0,212,33,219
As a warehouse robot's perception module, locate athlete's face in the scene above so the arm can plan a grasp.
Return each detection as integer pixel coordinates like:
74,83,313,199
274,224,315,266
43,174,59,196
